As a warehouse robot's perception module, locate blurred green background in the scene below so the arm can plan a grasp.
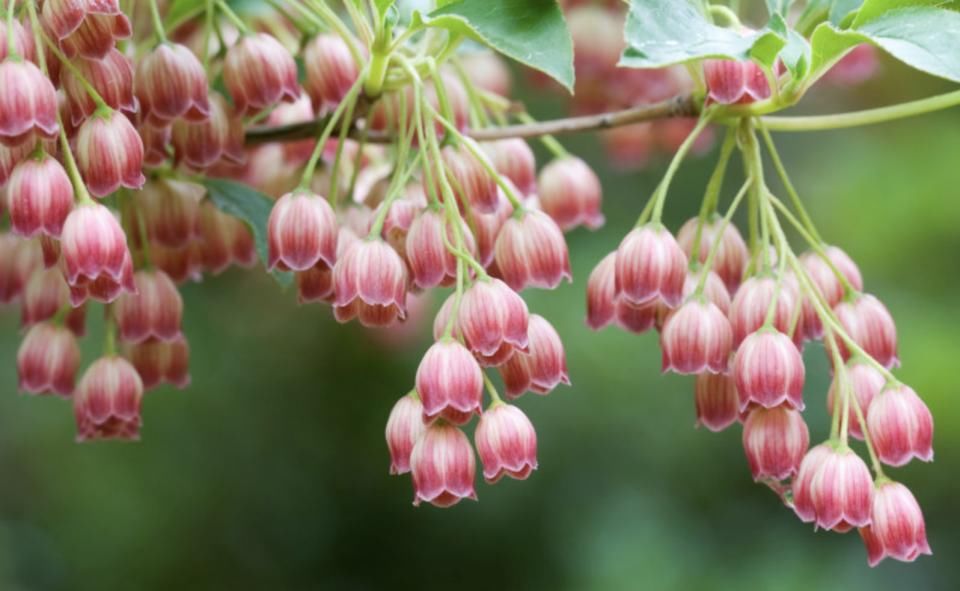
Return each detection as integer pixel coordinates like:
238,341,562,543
1,56,958,590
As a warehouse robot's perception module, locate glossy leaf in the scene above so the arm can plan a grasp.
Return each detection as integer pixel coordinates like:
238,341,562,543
203,178,292,286
809,1,960,84
418,0,574,91
620,0,785,69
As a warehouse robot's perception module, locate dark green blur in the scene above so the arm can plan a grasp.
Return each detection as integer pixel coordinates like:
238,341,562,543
0,57,957,590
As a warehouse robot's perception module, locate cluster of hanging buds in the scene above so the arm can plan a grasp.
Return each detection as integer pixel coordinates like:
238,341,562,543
0,0,940,567
583,53,931,566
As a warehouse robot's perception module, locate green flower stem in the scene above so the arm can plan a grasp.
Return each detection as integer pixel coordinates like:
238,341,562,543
303,0,364,66
849,368,887,478
298,70,367,192
26,0,93,205
450,58,490,128
104,308,117,356
827,329,845,440
202,0,215,70
340,0,373,46
757,122,822,243
516,112,569,159
766,196,897,384
650,115,711,224
760,192,789,329
694,177,751,296
760,89,960,132
42,33,110,112
147,0,168,43
367,93,418,238
483,372,503,406
426,58,456,137
767,194,858,297
689,127,737,270
6,0,17,59
426,102,526,213
215,0,248,34
327,92,360,203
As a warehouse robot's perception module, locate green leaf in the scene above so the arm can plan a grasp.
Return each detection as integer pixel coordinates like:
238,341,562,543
202,178,291,287
620,0,785,70
765,0,794,16
769,15,811,79
830,0,865,24
417,0,575,91
809,1,960,84
856,6,960,82
163,0,203,30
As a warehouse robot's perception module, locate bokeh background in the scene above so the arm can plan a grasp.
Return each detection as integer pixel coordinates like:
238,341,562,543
1,51,958,590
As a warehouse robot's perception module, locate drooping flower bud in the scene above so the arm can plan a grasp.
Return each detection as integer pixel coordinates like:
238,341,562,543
0,235,41,303
197,201,256,274
0,18,35,63
42,0,132,59
74,356,143,441
470,190,513,267
7,154,74,238
75,110,145,197
866,384,933,467
127,337,190,390
729,275,799,348
171,93,244,170
140,122,171,167
826,361,885,440
137,42,210,125
415,340,484,425
332,238,407,327
410,422,477,507
742,405,809,481
494,209,571,291
614,224,686,307
304,33,361,111
475,403,538,483
833,294,899,369
136,179,202,248
61,49,136,125
457,278,529,365
267,190,338,272
734,329,805,411
295,226,358,304
485,139,537,198
0,60,58,147
60,202,135,304
223,33,299,115
17,322,80,396
661,298,732,375
0,142,32,186
676,216,749,293
405,208,476,289
20,267,80,330
586,251,617,330
499,314,569,397
385,393,427,475
431,144,499,214
694,373,740,432
537,156,604,231
460,51,512,97
809,447,874,532
657,268,731,328
704,59,771,105
798,246,863,340
792,443,834,523
859,481,932,567
114,270,183,343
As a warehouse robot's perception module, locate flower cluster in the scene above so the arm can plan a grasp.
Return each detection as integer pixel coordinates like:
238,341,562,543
581,56,931,566
0,1,936,566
